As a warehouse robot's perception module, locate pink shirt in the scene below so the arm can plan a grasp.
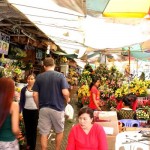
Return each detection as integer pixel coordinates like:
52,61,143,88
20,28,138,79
66,123,107,150
89,86,100,110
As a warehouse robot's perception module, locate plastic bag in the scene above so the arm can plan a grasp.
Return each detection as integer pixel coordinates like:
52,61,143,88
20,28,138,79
65,104,74,119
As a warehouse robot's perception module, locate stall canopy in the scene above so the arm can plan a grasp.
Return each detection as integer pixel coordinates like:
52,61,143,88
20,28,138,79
123,43,150,61
7,0,150,61
86,0,150,18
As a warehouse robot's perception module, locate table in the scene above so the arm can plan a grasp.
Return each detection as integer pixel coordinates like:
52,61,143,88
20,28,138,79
107,127,150,150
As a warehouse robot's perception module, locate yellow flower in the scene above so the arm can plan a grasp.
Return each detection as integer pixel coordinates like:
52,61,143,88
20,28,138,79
15,87,21,93
78,84,90,99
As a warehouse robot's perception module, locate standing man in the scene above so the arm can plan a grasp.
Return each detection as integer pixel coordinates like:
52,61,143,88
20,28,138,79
32,57,70,150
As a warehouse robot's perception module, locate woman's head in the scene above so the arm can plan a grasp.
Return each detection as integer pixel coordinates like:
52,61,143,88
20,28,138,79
78,107,94,129
127,93,137,102
89,77,100,90
0,77,15,128
27,73,36,86
122,96,131,107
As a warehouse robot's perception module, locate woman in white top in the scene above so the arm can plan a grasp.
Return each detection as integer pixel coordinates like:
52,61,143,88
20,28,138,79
20,74,39,150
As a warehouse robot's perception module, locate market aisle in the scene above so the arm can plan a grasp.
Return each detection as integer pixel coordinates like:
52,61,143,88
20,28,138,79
35,86,79,150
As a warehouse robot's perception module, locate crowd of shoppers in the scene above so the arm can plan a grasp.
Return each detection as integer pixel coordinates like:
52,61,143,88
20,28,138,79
0,57,109,150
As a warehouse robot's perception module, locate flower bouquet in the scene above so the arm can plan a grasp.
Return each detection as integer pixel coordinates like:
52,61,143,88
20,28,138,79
17,114,26,149
77,84,90,106
60,56,68,63
115,83,129,100
78,70,92,86
129,78,147,97
105,95,117,110
136,109,149,120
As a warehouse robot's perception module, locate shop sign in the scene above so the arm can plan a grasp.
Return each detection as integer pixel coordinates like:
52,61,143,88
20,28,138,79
0,32,10,55
36,49,43,59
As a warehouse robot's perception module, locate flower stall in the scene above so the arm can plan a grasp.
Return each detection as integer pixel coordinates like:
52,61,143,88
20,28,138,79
93,64,125,101
115,78,150,101
77,62,150,115
77,64,93,107
77,63,125,109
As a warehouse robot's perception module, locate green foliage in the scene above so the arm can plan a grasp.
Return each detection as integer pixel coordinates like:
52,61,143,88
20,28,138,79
78,63,93,86
84,63,93,72
78,70,92,86
9,47,27,59
12,61,33,70
140,72,145,81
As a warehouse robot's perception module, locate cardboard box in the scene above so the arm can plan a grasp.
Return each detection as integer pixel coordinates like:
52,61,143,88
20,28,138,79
107,135,116,150
94,111,119,136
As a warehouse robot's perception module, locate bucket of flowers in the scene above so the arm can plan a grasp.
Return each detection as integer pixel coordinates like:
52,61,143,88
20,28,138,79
77,84,90,108
105,95,117,110
136,108,149,127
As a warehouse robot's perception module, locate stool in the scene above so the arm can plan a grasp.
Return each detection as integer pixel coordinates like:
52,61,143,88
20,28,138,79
119,119,140,127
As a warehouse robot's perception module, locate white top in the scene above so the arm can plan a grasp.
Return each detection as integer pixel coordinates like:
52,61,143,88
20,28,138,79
121,108,132,110
24,90,37,110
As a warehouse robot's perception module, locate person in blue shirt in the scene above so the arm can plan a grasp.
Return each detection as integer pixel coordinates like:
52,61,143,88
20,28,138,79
32,57,70,150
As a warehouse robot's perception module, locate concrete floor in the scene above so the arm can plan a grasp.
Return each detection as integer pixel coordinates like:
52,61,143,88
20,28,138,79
35,87,79,150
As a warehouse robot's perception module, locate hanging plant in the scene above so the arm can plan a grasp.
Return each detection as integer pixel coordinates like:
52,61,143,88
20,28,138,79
10,47,27,59
60,56,68,63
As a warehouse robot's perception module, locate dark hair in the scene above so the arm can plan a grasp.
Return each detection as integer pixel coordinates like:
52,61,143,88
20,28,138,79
122,96,131,107
89,77,100,90
0,77,15,128
27,73,36,79
43,57,55,67
78,107,94,119
127,93,137,102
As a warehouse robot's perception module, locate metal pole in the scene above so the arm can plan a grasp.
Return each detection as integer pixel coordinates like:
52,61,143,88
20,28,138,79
128,48,131,75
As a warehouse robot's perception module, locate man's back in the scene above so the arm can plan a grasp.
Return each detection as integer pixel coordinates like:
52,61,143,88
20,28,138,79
33,70,69,111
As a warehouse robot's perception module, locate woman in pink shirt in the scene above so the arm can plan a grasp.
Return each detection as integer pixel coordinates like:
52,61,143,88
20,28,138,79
66,107,107,150
89,78,101,111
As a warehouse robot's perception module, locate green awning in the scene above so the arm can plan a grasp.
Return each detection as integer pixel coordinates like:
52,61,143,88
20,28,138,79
123,44,150,61
51,50,78,59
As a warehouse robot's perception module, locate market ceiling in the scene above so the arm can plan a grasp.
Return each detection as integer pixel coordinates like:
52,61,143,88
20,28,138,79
0,0,54,49
3,0,150,61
